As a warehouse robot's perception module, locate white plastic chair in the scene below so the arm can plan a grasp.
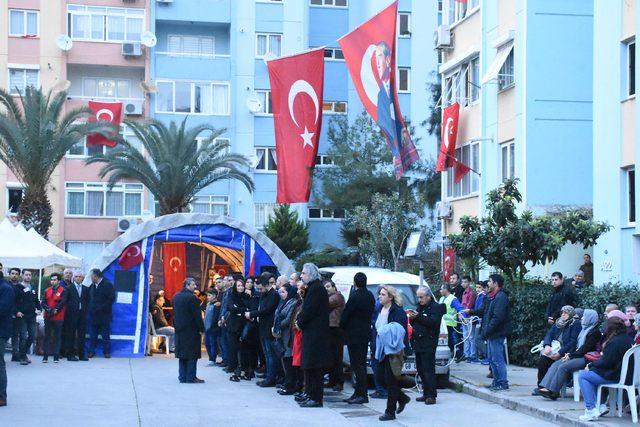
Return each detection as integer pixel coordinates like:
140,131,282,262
147,313,170,355
596,345,640,423
559,369,583,401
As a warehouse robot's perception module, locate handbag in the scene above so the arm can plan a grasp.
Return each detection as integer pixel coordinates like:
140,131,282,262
241,321,257,342
584,351,601,362
531,340,561,355
388,351,405,379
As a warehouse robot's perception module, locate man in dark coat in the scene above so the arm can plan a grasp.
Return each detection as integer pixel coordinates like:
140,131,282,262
173,277,205,384
0,271,16,407
482,274,511,392
64,270,90,361
340,272,375,404
12,269,40,365
296,263,330,408
88,268,116,358
409,287,445,405
545,272,576,325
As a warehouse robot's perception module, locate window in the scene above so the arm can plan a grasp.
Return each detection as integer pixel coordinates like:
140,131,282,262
256,33,282,58
629,169,636,224
438,0,443,26
8,68,39,95
65,241,109,272
315,155,334,167
254,203,278,228
65,182,143,217
448,0,478,25
501,141,515,182
323,47,344,61
399,13,411,37
255,147,277,172
67,5,144,43
446,142,480,198
322,101,347,114
167,35,215,57
310,0,347,7
9,9,38,37
466,57,480,103
82,77,131,99
6,187,24,213
192,195,229,216
498,50,514,91
398,68,410,93
308,208,345,220
255,90,273,114
67,125,141,157
444,57,478,106
155,80,230,115
628,41,636,97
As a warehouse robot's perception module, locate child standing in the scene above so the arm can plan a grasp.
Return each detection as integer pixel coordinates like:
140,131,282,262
204,290,222,366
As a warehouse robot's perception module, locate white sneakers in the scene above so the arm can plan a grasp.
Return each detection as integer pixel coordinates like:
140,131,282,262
579,408,600,422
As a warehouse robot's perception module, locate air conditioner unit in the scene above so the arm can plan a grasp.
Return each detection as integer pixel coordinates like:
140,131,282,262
436,201,453,219
117,216,142,233
157,0,173,4
434,25,452,49
122,42,142,57
124,100,143,116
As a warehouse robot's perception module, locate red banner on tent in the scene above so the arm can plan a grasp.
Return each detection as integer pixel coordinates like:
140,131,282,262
338,0,419,179
436,102,460,172
267,47,324,203
162,242,187,300
443,247,456,282
118,242,143,271
87,101,122,148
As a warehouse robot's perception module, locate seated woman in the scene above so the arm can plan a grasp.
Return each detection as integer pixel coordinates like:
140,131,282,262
578,316,634,421
538,309,601,400
533,305,581,395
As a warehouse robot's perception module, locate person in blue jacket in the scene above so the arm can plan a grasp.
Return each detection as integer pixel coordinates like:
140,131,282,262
0,270,16,407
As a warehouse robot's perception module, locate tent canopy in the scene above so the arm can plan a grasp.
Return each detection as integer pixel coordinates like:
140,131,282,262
0,219,81,269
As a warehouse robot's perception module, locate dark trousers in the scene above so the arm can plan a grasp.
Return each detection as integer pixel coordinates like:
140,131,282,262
44,320,64,358
328,327,344,385
64,314,87,359
306,367,324,403
383,356,408,415
282,356,297,391
0,337,7,400
416,347,437,399
205,329,220,362
260,335,278,381
347,342,368,398
537,355,556,386
446,325,460,361
13,317,36,359
227,330,241,373
219,325,229,362
178,358,197,382
89,322,111,355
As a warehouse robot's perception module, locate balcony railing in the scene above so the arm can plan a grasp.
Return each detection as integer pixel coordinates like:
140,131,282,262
155,52,231,59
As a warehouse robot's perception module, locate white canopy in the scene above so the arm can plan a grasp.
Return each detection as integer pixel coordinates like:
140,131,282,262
0,219,82,269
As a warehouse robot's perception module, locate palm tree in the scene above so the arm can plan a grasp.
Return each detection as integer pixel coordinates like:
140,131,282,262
86,117,254,215
0,86,115,237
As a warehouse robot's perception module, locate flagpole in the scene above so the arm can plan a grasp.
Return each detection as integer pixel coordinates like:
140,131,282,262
438,149,481,176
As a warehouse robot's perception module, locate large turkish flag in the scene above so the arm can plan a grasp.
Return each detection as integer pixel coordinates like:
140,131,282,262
87,101,122,148
118,242,143,271
267,48,324,203
339,0,419,179
436,103,460,172
162,242,186,300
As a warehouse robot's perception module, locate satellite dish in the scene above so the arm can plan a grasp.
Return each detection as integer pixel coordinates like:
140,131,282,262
246,95,263,114
140,81,157,94
140,31,157,48
55,34,73,51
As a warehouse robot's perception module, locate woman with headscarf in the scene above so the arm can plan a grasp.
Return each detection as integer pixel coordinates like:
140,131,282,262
533,305,581,396
274,284,299,395
538,308,602,400
226,279,250,382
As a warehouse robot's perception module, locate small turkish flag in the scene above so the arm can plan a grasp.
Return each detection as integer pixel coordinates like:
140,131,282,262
267,47,324,203
87,101,122,148
443,247,456,282
454,159,471,184
118,242,143,271
436,103,460,172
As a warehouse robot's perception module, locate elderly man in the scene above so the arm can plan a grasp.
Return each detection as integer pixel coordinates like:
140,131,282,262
409,287,444,404
289,272,300,287
173,278,205,383
572,271,587,289
0,271,15,406
88,269,115,359
296,263,330,408
64,270,90,361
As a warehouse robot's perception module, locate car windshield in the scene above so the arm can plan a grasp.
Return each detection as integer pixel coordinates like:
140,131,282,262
369,284,418,311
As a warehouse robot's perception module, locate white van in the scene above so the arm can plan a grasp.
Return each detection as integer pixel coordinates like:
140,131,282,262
319,266,451,387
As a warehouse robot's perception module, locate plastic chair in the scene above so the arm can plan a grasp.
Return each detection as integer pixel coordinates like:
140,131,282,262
559,369,583,401
596,345,640,423
147,313,170,355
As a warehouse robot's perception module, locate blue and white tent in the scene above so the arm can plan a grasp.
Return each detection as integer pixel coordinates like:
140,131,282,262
87,213,294,358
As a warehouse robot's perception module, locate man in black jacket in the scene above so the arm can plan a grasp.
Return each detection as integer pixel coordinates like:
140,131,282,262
174,277,205,383
64,270,90,361
546,272,576,325
482,274,511,392
8,268,22,362
13,270,40,365
409,287,445,405
246,272,280,387
340,272,375,404
88,269,116,358
0,271,15,407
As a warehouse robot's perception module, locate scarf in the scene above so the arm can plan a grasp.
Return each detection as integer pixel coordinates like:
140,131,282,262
555,305,576,329
576,309,598,349
607,309,631,327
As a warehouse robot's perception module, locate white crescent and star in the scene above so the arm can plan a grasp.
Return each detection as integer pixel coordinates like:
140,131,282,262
443,117,455,149
360,44,379,108
126,245,141,259
169,256,182,272
288,79,319,149
95,108,115,122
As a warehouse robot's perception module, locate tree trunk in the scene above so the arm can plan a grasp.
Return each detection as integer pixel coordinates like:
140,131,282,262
18,185,52,238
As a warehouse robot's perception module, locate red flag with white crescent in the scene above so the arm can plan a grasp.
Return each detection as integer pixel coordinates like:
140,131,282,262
443,247,456,282
118,242,143,271
267,48,324,203
436,102,460,172
454,159,471,183
338,0,419,179
87,101,122,148
162,242,187,300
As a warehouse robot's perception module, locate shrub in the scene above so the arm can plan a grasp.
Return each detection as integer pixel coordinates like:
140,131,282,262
295,246,360,271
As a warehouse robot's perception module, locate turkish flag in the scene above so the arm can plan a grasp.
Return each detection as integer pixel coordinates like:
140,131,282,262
267,47,324,203
87,101,123,148
442,247,456,282
454,159,471,184
339,0,419,179
162,242,186,300
436,103,460,172
118,242,143,271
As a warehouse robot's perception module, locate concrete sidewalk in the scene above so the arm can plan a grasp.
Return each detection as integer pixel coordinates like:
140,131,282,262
449,362,636,426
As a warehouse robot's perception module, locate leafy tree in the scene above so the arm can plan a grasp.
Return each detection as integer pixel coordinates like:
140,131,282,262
0,87,114,237
421,79,442,144
87,117,254,215
264,204,310,259
295,246,360,271
448,179,611,284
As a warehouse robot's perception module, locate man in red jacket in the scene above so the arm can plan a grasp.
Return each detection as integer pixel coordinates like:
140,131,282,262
42,273,67,363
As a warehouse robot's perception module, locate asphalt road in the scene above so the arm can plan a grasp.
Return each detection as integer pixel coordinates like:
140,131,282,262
0,354,557,426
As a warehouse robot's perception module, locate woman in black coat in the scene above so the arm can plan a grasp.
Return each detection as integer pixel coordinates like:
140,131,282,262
226,279,250,382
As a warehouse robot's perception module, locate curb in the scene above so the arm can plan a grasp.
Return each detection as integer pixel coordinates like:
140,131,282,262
449,375,609,427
